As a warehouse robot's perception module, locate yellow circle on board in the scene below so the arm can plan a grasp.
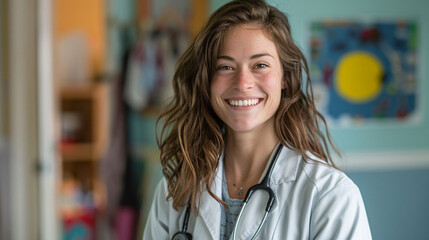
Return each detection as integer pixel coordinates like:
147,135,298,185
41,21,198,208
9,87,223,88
335,51,383,103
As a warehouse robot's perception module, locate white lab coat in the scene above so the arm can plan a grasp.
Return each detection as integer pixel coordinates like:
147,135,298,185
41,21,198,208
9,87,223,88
143,146,372,239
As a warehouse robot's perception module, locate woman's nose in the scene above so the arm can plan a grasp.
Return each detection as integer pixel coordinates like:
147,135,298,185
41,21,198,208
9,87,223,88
234,68,254,91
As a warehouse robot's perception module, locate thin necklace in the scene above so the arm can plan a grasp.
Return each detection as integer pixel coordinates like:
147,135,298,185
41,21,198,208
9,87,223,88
225,168,254,197
224,153,257,197
231,183,246,196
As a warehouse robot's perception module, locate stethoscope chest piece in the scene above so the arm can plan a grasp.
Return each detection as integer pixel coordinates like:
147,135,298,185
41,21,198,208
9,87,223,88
172,232,193,240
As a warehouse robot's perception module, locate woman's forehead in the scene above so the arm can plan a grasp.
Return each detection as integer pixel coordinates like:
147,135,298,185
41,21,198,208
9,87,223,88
217,24,278,59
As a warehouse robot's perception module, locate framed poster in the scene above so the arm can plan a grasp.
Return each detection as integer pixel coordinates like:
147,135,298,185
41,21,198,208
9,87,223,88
307,19,429,170
309,20,419,126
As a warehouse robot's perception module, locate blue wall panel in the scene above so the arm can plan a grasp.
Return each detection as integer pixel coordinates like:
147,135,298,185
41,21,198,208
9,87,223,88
348,170,429,240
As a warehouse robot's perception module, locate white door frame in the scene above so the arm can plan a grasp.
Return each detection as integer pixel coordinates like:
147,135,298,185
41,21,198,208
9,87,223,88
8,0,59,239
38,0,60,239
8,0,39,238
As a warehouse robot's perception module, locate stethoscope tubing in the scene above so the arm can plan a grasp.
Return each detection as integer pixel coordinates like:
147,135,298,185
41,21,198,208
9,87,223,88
232,202,270,240
171,203,193,240
231,143,283,239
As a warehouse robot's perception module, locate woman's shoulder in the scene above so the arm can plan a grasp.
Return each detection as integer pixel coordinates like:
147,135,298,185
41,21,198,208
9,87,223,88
153,177,169,198
296,155,372,239
297,154,360,198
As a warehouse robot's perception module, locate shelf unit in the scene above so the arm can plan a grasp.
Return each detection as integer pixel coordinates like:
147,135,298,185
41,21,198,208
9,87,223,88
59,83,109,163
57,82,109,237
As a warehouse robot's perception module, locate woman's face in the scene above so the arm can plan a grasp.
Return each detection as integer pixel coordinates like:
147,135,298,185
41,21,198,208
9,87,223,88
210,23,283,134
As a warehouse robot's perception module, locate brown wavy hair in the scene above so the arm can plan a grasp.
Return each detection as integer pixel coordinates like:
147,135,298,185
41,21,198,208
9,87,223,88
156,0,339,211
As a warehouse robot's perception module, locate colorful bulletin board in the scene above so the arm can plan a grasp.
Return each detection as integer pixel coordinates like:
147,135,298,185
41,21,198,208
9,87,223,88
309,20,419,126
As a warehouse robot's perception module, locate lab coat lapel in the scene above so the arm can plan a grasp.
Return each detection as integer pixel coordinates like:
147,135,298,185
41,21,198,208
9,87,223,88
193,154,224,239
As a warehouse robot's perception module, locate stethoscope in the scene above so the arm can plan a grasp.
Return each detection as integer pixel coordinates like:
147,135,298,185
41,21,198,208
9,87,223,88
172,144,283,240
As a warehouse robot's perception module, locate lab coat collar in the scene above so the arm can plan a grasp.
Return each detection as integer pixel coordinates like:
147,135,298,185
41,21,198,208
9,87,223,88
242,143,300,187
269,143,300,185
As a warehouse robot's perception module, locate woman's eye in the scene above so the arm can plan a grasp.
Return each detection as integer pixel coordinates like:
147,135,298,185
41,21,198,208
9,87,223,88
217,65,233,71
255,63,268,69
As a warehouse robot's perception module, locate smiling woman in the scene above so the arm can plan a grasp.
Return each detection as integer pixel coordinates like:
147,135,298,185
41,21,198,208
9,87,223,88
143,0,372,239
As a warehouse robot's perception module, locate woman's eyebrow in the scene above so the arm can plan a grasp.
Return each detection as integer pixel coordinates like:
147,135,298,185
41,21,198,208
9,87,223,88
217,55,234,61
217,53,274,61
250,53,275,60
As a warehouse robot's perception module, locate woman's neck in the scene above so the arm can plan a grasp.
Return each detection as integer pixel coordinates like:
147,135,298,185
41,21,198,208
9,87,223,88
223,123,279,187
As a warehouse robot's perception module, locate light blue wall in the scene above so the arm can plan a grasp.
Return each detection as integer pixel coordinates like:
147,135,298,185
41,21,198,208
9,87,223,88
348,169,429,240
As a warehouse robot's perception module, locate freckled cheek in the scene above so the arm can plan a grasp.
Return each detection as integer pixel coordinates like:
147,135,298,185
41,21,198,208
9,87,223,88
211,77,230,97
260,73,283,92
210,78,226,109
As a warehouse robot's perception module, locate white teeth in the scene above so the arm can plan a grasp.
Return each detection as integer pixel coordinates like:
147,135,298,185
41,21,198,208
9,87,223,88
228,99,260,107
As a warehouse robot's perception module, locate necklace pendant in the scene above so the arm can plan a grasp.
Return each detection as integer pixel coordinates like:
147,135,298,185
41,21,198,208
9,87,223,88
237,187,243,196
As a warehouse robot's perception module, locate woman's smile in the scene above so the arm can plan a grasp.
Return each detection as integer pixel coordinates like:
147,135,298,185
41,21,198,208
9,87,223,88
226,98,263,108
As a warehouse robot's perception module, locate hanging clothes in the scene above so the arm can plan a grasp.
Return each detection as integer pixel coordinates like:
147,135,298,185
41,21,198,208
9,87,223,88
100,31,133,223
124,29,188,112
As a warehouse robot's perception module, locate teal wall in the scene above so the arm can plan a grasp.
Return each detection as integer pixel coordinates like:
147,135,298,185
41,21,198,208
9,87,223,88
106,0,137,73
348,169,429,239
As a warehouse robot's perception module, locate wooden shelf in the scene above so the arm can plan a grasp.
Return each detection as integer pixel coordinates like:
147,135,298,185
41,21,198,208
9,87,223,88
60,83,101,99
57,81,109,200
61,142,99,162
